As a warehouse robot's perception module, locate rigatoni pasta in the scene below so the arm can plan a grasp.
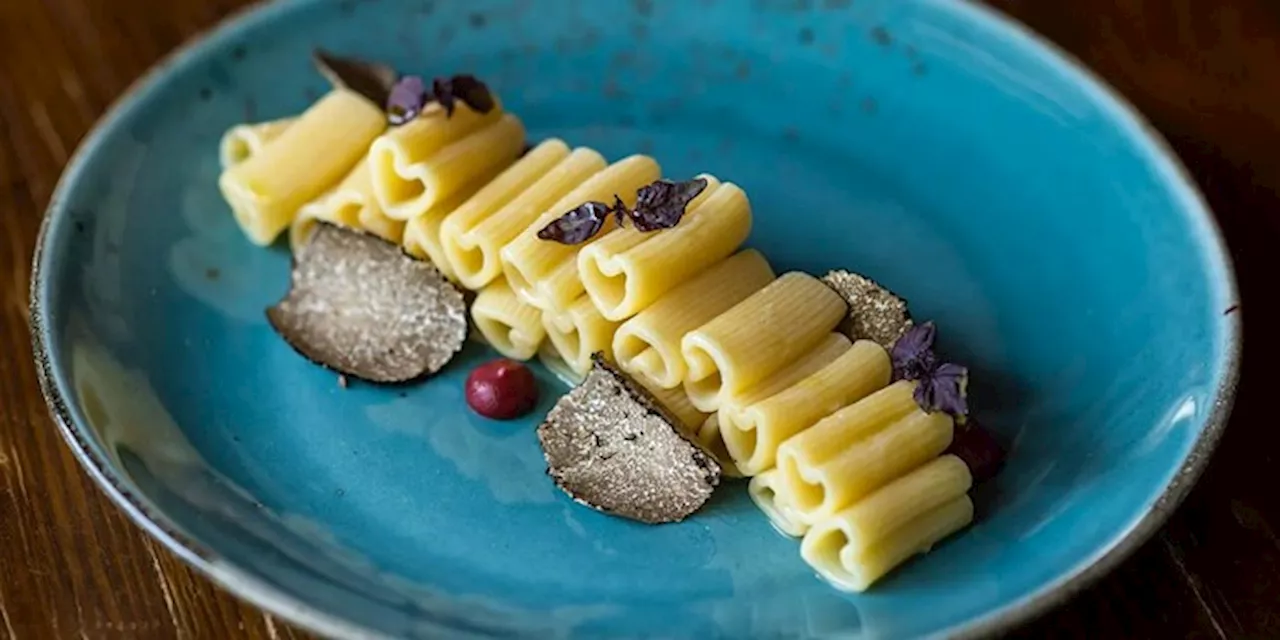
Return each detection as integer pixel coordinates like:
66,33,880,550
749,469,810,536
694,414,743,478
612,249,774,390
775,381,918,513
541,294,624,379
219,89,385,245
401,163,513,280
719,333,852,414
371,107,522,220
219,118,294,169
681,271,847,412
782,405,955,526
443,143,607,290
500,154,661,311
470,277,546,361
291,157,403,249
639,381,709,434
215,50,1005,589
720,339,892,476
800,455,974,591
579,176,751,321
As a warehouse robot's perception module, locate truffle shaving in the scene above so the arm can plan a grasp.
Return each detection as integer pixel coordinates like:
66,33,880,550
822,269,913,347
267,222,466,383
537,355,722,524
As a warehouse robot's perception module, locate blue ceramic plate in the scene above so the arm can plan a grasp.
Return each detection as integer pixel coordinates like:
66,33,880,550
32,0,1239,638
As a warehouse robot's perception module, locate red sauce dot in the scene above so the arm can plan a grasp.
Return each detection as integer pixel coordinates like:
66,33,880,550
465,359,539,420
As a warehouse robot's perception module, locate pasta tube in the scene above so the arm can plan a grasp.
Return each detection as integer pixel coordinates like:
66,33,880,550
371,110,523,220
219,89,384,245
500,155,661,311
801,477,973,592
443,143,606,290
706,332,849,476
538,343,583,385
721,340,892,476
776,381,918,513
638,380,709,434
721,333,852,413
218,118,294,168
784,408,955,525
612,250,774,390
579,176,751,321
401,163,513,281
291,157,403,249
696,414,743,478
541,294,623,379
471,277,546,361
681,272,847,412
824,455,972,555
749,469,810,536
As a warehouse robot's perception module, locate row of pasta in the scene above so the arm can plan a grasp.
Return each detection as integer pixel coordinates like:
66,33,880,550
219,87,977,592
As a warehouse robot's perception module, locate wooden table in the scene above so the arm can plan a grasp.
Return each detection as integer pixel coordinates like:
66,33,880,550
0,1,1274,637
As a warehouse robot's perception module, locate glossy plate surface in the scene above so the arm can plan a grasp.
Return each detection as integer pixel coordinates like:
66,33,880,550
31,0,1239,637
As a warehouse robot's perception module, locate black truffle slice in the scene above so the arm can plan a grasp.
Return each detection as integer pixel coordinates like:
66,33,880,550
537,355,722,524
821,269,913,347
266,222,466,383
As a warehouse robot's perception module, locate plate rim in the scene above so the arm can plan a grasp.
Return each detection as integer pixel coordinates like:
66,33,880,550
26,0,1242,638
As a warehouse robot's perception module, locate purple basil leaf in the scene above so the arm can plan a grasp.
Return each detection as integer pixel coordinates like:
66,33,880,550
891,321,937,381
537,201,612,244
449,74,496,113
386,76,428,125
915,362,969,418
630,177,709,231
312,49,399,107
610,195,631,226
432,76,457,116
946,420,1006,483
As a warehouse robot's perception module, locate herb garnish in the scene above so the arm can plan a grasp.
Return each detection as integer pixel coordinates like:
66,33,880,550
312,49,398,107
629,177,708,231
536,200,618,245
536,177,709,245
386,76,427,125
890,322,969,419
386,74,496,125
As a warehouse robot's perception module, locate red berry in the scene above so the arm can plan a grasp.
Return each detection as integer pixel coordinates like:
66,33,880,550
465,359,539,420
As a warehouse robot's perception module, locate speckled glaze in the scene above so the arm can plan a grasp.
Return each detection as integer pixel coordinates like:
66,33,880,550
30,0,1240,638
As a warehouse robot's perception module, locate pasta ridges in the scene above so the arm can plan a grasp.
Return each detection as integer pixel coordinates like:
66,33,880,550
720,339,891,476
371,108,520,220
219,118,294,169
402,166,510,280
577,175,725,320
749,469,810,536
582,179,750,322
471,278,546,361
541,295,624,378
788,409,955,525
775,380,920,511
499,154,661,310
801,494,973,592
440,139,576,289
444,147,608,290
611,249,774,390
695,414,743,478
680,272,847,412
830,454,973,556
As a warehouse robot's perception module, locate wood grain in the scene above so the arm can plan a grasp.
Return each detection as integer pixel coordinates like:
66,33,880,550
0,0,1275,637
